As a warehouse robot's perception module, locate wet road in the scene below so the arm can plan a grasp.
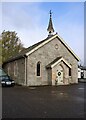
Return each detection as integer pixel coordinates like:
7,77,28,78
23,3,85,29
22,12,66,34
2,83,86,118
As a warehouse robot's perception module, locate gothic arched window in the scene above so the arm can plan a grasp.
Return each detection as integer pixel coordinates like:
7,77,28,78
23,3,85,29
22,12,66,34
14,61,18,76
37,62,41,76
69,68,71,76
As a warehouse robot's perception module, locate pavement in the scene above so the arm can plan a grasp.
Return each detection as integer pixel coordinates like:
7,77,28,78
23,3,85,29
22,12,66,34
1,83,86,119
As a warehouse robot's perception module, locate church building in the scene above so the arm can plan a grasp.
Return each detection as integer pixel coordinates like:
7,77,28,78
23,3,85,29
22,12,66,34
3,11,80,86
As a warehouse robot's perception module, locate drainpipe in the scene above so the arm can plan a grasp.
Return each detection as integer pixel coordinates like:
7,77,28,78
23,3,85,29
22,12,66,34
23,55,27,86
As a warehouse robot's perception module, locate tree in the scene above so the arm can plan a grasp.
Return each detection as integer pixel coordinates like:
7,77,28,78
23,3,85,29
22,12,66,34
0,30,24,64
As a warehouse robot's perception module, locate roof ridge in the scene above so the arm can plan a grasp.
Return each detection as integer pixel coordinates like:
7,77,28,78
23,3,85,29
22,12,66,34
3,34,56,64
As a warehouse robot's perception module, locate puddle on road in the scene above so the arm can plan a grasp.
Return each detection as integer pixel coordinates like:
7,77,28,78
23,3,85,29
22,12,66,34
75,97,84,102
29,87,36,89
78,88,84,90
60,92,64,95
51,91,56,94
51,91,69,98
59,92,69,98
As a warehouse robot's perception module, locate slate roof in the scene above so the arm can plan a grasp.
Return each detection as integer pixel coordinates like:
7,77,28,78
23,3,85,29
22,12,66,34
3,32,79,65
46,56,62,69
79,66,86,70
3,35,54,64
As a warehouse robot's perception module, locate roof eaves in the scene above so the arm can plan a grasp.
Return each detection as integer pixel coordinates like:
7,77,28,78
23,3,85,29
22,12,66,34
80,66,86,70
56,34,80,61
3,56,23,65
46,57,72,69
46,57,62,69
26,33,57,56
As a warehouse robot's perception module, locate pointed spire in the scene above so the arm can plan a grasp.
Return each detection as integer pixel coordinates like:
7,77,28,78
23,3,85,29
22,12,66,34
47,10,54,35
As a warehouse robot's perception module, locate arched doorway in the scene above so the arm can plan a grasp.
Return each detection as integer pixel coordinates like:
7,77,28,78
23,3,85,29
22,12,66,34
56,65,64,85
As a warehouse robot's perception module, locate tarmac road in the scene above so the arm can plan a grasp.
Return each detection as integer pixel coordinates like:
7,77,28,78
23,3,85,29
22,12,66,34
2,83,86,119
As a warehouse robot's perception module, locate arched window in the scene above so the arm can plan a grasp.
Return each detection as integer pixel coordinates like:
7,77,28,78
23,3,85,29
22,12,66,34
37,62,41,76
14,61,18,76
8,63,10,76
69,68,71,76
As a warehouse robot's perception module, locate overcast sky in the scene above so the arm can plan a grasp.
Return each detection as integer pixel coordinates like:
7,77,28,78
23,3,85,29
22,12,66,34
1,1,84,64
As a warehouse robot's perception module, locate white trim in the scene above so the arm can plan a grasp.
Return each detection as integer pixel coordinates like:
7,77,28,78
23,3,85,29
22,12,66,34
57,34,80,61
25,33,80,61
26,34,57,56
51,57,72,68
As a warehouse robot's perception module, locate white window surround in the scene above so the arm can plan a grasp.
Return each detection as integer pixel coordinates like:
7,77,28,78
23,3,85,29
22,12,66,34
36,61,41,77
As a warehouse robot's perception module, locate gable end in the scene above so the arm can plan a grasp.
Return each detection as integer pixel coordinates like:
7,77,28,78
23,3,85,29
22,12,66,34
26,33,80,61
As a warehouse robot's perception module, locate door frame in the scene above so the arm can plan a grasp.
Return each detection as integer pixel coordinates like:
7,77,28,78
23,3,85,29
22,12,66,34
55,65,64,85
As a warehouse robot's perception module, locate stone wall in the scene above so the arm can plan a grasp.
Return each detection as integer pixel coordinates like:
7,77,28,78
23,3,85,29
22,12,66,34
3,36,78,86
52,61,70,85
3,58,25,85
27,37,78,86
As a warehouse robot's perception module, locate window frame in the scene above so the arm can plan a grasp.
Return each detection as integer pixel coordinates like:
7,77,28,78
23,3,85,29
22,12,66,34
36,61,41,77
14,61,18,77
7,63,10,76
69,68,71,76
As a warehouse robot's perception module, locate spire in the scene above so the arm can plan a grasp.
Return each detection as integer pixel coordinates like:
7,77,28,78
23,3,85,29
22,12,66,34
47,10,54,35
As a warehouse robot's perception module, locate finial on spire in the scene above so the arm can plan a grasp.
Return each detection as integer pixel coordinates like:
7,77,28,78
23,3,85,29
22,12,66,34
47,10,54,36
50,10,52,18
